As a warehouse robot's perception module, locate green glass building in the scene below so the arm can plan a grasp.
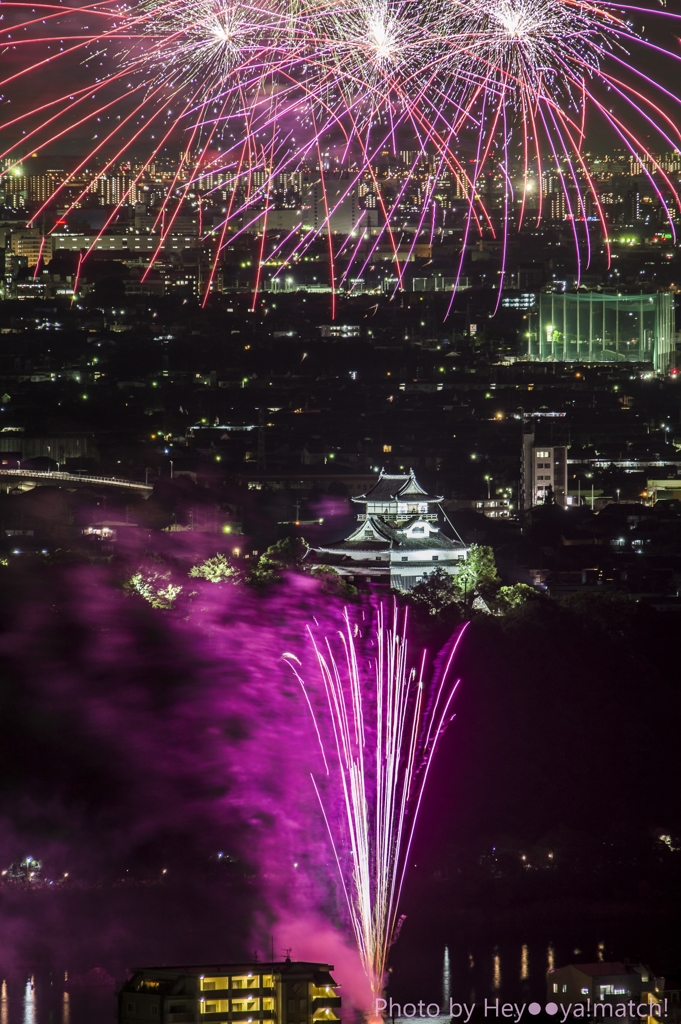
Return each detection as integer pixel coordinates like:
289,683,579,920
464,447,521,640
530,291,674,372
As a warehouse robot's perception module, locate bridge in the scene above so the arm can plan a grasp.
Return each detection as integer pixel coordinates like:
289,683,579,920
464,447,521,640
0,468,153,495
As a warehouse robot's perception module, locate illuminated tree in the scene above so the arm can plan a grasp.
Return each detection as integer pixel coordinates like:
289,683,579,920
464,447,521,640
124,568,183,609
188,554,241,584
454,544,501,605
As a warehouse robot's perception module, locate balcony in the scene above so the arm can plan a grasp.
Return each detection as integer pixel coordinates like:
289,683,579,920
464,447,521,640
311,998,342,1014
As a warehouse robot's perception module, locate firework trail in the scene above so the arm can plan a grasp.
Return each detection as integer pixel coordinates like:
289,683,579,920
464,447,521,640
284,605,467,995
1,0,680,304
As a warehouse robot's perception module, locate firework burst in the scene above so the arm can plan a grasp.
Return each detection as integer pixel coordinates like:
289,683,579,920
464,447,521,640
0,0,680,307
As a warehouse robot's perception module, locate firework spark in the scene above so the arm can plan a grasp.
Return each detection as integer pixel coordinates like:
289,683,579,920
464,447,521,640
284,605,466,994
0,0,680,306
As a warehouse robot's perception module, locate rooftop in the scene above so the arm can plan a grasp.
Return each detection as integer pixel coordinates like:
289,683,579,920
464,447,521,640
130,961,335,976
316,515,465,554
354,468,442,504
563,963,646,977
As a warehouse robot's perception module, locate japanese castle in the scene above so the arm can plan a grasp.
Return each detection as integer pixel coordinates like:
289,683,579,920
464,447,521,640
313,469,469,590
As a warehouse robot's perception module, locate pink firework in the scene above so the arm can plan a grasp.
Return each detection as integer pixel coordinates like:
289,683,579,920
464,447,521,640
0,0,680,307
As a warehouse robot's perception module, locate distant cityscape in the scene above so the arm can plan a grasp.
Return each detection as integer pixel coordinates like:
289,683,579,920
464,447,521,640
1,148,680,339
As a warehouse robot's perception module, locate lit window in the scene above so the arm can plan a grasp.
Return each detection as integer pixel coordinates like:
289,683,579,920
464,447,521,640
553,985,558,994
581,990,589,996
418,502,428,513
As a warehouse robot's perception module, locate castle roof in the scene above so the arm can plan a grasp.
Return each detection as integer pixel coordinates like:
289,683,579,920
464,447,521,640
315,515,465,556
353,468,442,504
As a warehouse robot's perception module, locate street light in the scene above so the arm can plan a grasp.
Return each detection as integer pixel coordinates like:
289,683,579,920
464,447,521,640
484,474,492,500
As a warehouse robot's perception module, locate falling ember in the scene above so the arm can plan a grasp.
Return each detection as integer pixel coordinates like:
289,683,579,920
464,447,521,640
284,605,466,995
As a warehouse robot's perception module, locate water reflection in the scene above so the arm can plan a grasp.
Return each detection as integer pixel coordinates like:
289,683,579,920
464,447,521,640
23,978,35,1024
443,948,450,1007
520,945,529,981
1,980,8,1024
493,953,501,991
62,993,69,1024
547,945,555,973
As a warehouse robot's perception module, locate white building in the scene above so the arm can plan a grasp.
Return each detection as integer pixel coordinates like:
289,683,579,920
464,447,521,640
312,469,468,590
522,429,568,509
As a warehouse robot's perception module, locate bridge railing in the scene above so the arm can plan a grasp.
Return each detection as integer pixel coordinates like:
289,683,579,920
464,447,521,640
0,469,152,491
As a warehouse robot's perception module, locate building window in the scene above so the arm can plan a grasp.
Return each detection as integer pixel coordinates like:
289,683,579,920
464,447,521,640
397,502,408,514
418,502,428,513
432,555,439,561
581,989,589,996
552,985,558,994
152,1008,158,1016
401,556,408,562
536,450,550,458
562,986,567,993
127,1004,135,1013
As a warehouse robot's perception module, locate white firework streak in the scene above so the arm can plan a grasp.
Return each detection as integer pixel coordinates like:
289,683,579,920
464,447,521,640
284,605,467,995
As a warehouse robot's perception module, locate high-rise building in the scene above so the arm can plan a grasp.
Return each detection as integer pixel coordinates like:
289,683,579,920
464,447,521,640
0,171,27,208
118,961,341,1024
305,176,359,235
521,430,568,510
10,229,53,267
